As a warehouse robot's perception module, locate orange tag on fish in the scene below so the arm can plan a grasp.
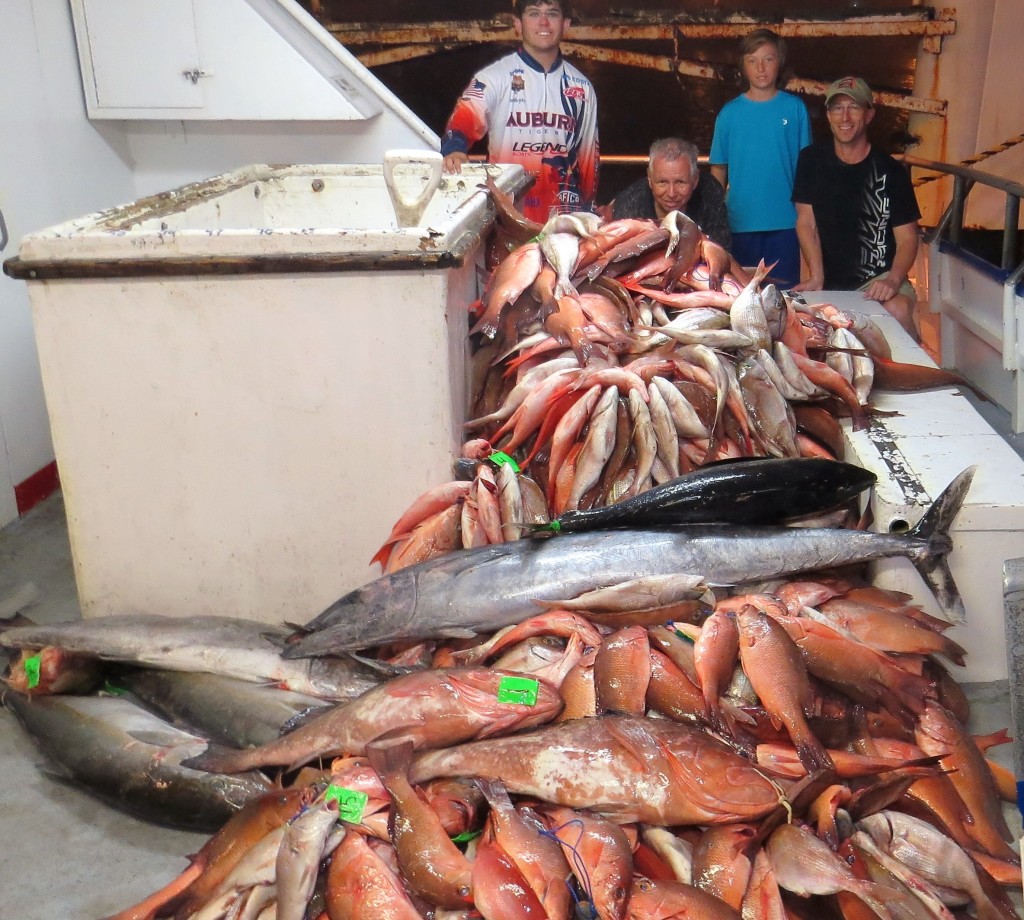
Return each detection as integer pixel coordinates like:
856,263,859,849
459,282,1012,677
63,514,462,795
24,654,41,690
497,675,538,706
325,785,368,823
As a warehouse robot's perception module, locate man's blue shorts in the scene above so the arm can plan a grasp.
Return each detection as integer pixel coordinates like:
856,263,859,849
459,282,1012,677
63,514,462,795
731,229,801,289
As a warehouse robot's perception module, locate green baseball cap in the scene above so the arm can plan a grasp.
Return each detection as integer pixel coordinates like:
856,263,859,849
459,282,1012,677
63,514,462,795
825,76,873,108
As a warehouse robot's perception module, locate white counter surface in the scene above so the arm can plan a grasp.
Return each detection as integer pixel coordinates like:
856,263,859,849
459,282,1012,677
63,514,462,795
804,291,1024,682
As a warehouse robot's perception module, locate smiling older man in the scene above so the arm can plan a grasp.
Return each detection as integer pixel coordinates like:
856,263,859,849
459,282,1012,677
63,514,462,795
792,76,922,340
611,138,731,248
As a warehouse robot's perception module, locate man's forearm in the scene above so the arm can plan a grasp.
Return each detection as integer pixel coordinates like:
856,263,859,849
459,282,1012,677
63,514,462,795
794,207,824,288
887,224,920,285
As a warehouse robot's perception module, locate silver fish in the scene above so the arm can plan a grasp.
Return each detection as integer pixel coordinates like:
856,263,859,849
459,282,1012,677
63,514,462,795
496,462,525,541
753,348,810,403
287,468,973,657
540,231,581,299
117,668,330,749
848,830,960,919
647,383,681,480
761,284,788,341
856,811,1004,915
729,261,772,353
651,376,710,440
825,327,856,386
0,614,381,700
737,356,799,458
276,799,341,920
772,341,828,399
4,691,271,831
540,211,602,238
642,324,754,351
833,326,875,405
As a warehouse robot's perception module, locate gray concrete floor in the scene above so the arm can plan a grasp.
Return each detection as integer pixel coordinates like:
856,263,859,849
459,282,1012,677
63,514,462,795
0,492,1021,918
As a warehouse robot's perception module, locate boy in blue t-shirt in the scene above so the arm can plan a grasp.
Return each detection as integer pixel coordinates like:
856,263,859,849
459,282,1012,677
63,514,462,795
710,29,811,288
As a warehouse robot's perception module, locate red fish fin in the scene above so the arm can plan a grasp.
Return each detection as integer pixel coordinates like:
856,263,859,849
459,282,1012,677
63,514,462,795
366,736,415,781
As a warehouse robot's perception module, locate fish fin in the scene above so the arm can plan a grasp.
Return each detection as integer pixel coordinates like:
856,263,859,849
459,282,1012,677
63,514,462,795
604,717,665,772
366,736,415,780
278,705,331,737
272,623,311,648
260,630,291,649
346,652,420,677
127,729,199,748
474,776,512,810
369,542,395,569
180,743,250,775
437,627,479,640
34,762,76,784
907,466,976,621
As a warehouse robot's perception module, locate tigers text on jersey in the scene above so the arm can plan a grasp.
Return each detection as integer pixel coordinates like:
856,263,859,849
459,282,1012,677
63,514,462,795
441,48,599,222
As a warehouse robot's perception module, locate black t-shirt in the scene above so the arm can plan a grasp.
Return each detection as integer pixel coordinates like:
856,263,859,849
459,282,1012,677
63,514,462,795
792,142,921,289
611,171,732,248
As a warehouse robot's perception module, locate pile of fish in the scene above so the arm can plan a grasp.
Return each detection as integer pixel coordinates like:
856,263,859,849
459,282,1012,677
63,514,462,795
371,181,980,575
0,192,1017,919
3,520,1023,919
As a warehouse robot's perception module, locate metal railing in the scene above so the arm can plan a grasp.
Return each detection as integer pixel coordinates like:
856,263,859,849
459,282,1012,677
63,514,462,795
902,154,1024,275
901,155,1024,384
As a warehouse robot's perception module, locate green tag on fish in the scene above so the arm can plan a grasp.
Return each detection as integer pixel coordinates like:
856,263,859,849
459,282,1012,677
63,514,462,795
674,628,695,645
548,519,561,532
488,451,520,473
451,829,482,843
325,785,368,824
497,675,539,706
103,681,127,696
24,654,41,690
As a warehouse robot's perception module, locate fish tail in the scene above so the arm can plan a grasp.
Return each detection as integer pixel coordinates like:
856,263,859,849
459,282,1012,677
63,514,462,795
939,635,968,667
796,731,836,776
907,466,976,621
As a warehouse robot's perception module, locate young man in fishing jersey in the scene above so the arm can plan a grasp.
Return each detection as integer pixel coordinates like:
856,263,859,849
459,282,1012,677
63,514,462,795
440,0,599,223
791,76,922,341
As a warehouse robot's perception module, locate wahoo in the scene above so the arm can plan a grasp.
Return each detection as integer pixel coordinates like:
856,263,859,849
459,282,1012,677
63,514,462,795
284,468,974,658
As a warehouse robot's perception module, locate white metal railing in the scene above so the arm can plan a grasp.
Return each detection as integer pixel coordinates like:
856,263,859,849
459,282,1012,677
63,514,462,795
902,155,1024,431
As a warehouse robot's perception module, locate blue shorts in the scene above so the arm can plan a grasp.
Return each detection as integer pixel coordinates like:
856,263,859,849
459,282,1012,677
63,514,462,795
731,229,800,289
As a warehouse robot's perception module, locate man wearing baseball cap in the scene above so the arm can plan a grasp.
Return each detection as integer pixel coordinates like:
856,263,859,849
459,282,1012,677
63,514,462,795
791,76,922,340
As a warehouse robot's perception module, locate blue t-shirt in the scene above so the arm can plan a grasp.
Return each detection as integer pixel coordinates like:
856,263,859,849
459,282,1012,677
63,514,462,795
710,91,811,233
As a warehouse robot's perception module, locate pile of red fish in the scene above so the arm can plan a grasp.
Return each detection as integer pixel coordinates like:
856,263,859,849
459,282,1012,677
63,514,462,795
102,576,1021,920
372,185,977,574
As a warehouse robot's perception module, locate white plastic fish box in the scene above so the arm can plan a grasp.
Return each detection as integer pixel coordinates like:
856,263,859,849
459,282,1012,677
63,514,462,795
806,292,1024,683
8,160,529,625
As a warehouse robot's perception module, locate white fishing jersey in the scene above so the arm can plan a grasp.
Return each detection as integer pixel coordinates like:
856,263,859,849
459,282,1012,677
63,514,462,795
441,48,600,222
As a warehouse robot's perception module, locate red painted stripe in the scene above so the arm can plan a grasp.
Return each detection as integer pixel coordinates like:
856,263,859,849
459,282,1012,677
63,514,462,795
14,460,60,515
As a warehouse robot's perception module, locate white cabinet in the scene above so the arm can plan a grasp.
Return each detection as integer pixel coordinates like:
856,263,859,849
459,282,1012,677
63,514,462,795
72,0,207,113
69,0,385,121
